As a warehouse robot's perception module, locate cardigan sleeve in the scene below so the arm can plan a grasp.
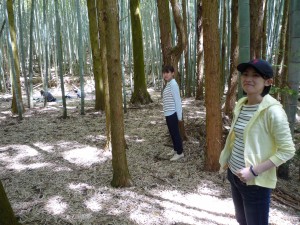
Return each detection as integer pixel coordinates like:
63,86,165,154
268,105,295,166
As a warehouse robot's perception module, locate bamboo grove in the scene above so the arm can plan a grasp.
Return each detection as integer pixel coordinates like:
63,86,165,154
0,1,299,222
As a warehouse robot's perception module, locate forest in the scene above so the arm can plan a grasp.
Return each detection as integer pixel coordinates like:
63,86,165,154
0,0,299,224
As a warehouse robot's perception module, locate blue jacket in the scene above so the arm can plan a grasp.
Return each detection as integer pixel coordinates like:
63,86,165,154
219,94,295,188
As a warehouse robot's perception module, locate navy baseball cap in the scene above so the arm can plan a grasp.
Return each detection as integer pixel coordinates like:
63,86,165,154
237,59,273,78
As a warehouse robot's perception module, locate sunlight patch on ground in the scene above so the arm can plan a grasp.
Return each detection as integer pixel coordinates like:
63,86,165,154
45,196,68,215
84,190,113,212
152,189,237,225
33,142,54,153
0,145,53,171
62,147,108,166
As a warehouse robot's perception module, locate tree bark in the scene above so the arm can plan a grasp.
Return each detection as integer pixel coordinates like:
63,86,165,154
7,0,24,114
250,0,265,58
202,0,223,171
102,0,132,187
97,0,111,151
87,0,105,111
129,0,152,105
224,0,239,118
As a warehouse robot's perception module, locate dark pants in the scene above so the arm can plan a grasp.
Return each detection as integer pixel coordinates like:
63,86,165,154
227,169,271,225
165,112,183,154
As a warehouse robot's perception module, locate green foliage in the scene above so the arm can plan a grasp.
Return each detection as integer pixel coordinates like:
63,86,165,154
270,85,298,96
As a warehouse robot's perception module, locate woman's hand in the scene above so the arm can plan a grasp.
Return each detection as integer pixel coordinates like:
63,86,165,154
237,167,256,183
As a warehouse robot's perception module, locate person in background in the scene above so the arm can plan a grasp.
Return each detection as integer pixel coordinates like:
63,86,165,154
40,90,56,102
162,65,184,161
219,59,295,225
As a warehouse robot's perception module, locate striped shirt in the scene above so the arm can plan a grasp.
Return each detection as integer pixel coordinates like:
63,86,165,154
163,79,182,120
228,104,259,175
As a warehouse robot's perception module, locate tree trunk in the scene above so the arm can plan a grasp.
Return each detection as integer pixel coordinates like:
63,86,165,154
238,0,250,99
196,0,204,100
202,0,223,172
224,0,239,118
103,0,132,187
280,0,300,179
250,0,265,58
129,0,152,105
97,0,112,151
274,0,289,100
54,0,67,118
87,0,105,111
0,180,19,225
156,0,172,67
7,0,24,114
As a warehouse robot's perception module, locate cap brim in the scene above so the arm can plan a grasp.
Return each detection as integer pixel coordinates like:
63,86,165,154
237,63,265,76
237,63,253,73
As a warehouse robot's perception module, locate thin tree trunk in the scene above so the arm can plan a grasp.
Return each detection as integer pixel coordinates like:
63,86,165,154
76,0,85,115
87,0,105,111
54,0,67,118
103,0,132,187
224,0,239,118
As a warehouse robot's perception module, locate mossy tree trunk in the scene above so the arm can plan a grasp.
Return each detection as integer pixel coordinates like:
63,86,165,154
87,0,105,111
7,0,24,114
129,0,152,105
103,0,132,187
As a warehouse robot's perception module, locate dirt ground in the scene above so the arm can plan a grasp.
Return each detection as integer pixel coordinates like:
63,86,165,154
0,84,299,225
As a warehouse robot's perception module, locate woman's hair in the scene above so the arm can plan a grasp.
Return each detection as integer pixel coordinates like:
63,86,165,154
162,65,174,73
260,75,272,97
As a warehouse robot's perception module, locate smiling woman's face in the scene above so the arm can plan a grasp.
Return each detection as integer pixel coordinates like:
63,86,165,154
241,67,271,96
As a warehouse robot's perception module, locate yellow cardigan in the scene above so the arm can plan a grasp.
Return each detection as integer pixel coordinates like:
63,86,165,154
219,94,295,189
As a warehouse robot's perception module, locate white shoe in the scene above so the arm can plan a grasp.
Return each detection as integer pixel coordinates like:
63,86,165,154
167,150,177,156
170,153,184,161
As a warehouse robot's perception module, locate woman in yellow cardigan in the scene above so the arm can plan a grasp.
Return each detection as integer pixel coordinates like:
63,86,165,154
219,59,295,225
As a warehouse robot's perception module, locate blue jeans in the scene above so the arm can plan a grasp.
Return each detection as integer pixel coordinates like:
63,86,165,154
165,112,183,154
227,169,271,225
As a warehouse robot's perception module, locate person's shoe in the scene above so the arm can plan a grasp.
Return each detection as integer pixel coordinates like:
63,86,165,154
167,150,177,156
170,153,184,161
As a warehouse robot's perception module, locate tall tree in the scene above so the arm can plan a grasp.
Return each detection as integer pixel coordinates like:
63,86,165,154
285,0,300,135
28,0,35,108
7,0,24,114
54,0,67,118
195,0,204,100
97,0,112,151
224,0,239,118
279,0,300,179
102,0,132,187
156,0,187,79
202,0,222,171
87,0,105,111
18,0,29,107
129,0,152,105
76,0,85,115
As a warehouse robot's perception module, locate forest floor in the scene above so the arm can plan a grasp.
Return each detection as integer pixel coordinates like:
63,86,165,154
0,81,299,225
